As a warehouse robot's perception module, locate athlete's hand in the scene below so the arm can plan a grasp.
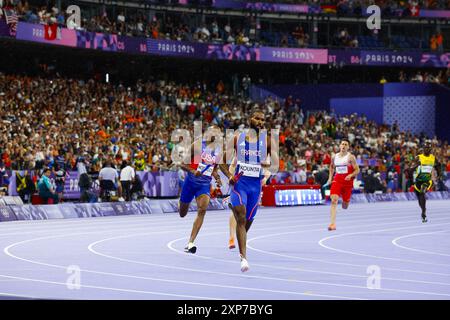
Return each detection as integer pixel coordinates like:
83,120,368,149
344,175,352,181
192,170,201,177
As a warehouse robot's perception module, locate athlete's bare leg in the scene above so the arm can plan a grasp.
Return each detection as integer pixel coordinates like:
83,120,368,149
179,201,190,218
229,212,237,249
188,194,210,243
329,194,339,230
229,204,248,258
416,184,428,222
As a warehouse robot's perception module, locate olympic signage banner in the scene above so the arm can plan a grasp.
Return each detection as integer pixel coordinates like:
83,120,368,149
16,22,77,47
1,198,226,222
2,191,449,223
11,22,450,68
360,50,422,66
6,170,180,198
148,39,328,64
419,10,450,18
331,49,449,68
211,0,309,13
420,53,450,68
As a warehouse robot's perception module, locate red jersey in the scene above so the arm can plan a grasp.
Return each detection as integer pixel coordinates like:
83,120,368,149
332,152,355,186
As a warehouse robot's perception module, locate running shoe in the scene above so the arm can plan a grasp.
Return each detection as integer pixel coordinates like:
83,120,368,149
328,224,336,231
228,238,235,250
184,242,197,254
422,214,428,223
240,254,249,272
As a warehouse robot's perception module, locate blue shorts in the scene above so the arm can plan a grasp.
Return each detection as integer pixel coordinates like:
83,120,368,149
56,184,64,193
230,177,262,221
179,174,211,204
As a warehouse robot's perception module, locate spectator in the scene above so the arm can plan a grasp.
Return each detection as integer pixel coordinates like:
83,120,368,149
37,168,59,204
16,170,35,203
292,160,307,184
54,167,66,202
99,161,119,200
119,160,135,201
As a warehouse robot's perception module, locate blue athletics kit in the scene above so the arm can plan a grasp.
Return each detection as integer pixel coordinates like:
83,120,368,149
230,131,267,221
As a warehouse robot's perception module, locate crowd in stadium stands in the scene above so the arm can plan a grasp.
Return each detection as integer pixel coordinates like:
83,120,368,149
380,68,450,83
0,72,449,197
154,0,450,12
1,1,448,50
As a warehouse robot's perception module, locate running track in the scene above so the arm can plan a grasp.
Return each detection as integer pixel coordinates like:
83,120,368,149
0,201,449,300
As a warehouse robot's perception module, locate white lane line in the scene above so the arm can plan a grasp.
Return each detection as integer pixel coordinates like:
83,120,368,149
0,291,44,299
2,231,361,300
248,215,450,276
0,274,220,300
91,235,366,300
166,234,450,298
392,231,450,257
2,200,448,232
0,201,419,233
4,208,450,303
318,223,450,267
3,202,450,300
0,205,435,240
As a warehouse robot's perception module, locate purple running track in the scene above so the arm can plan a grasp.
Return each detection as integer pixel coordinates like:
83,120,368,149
0,200,449,300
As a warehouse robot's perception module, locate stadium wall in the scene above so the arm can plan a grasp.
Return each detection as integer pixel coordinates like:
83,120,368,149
252,83,449,142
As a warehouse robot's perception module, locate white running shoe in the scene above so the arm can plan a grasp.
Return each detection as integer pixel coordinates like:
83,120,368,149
240,254,249,272
184,242,197,254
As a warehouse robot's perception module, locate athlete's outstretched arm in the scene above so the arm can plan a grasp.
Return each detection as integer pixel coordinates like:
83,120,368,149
345,155,360,181
179,142,201,177
212,165,222,187
263,134,279,175
219,134,238,184
434,159,442,178
327,156,335,185
406,156,421,180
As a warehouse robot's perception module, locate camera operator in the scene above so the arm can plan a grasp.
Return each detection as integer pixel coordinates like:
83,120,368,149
99,160,119,201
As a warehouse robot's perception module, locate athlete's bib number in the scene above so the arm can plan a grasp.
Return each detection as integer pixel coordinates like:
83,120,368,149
197,163,213,176
238,162,261,177
335,165,348,174
420,165,433,174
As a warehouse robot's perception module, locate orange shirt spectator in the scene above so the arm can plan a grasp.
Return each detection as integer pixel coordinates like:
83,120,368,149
279,159,285,171
430,35,438,51
309,114,316,127
97,130,109,140
216,81,225,94
152,26,159,39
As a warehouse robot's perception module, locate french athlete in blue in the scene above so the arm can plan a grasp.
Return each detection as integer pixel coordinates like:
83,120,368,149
229,130,267,222
179,133,222,254
219,110,273,272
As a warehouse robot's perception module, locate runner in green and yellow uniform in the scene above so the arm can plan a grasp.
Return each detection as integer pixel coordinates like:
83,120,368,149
410,143,441,223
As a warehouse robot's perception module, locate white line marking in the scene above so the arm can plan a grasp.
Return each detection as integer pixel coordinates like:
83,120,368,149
392,231,450,257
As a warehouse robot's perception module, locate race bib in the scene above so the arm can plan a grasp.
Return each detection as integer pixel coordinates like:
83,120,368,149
420,165,433,173
336,165,348,174
197,163,214,176
238,162,261,177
